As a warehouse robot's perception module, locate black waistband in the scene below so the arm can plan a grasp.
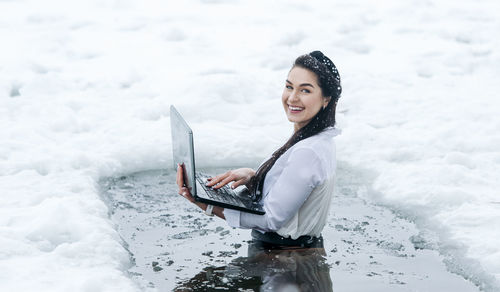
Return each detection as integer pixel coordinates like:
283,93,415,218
251,230,323,249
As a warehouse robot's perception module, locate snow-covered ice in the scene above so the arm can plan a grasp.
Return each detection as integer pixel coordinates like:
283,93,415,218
1,0,499,291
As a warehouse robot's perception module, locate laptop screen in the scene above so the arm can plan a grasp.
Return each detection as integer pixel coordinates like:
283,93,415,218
170,105,197,195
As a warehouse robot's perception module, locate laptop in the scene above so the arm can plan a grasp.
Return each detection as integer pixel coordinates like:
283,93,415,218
170,105,265,215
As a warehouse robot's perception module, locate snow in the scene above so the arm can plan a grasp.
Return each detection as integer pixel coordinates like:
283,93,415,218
1,0,499,291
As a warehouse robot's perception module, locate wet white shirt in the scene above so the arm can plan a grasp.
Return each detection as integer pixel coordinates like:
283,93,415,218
223,127,340,239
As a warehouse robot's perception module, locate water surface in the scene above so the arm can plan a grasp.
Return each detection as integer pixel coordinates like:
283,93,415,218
99,165,481,291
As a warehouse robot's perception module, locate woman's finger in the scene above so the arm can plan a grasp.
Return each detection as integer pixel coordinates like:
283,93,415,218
176,164,182,187
206,172,229,187
212,175,235,189
207,173,227,185
230,179,246,189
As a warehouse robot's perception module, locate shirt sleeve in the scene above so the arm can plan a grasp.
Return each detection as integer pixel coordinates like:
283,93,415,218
223,147,325,232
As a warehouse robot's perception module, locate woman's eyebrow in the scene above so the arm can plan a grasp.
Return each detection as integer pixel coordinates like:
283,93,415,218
300,83,315,88
286,80,315,88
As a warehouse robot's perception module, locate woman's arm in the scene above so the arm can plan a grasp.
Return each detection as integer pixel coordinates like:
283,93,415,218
224,147,326,232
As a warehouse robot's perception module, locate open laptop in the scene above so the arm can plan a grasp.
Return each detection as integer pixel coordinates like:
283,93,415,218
170,105,265,215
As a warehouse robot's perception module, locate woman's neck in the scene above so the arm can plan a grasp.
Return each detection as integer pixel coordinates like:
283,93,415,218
294,122,306,133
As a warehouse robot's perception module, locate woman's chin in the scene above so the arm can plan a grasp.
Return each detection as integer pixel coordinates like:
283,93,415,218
286,113,303,122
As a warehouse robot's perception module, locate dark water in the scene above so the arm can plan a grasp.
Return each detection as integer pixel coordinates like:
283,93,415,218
99,165,481,292
175,244,331,291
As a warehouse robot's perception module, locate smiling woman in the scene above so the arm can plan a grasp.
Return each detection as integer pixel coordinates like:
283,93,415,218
176,50,342,250
283,67,332,132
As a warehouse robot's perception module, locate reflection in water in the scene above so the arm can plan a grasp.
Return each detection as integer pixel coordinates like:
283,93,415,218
175,241,333,292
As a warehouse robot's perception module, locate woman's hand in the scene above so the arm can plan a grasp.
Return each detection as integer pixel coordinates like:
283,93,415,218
176,163,195,203
175,163,226,220
206,168,256,189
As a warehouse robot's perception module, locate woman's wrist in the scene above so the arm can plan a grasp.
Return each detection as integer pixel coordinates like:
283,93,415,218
213,206,225,219
195,201,207,211
194,201,225,220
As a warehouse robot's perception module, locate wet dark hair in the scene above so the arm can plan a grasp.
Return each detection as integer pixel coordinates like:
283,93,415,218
248,51,341,201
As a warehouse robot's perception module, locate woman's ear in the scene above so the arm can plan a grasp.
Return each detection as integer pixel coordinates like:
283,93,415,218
323,97,332,109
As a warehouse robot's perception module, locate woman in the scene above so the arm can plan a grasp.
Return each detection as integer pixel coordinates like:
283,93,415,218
176,50,341,249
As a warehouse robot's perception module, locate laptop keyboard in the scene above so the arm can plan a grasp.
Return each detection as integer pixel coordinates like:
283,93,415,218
196,173,243,206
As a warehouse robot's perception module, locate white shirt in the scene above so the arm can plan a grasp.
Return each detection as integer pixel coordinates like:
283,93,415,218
224,127,340,239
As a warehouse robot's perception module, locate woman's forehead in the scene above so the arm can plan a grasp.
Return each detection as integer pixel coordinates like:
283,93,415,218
287,67,319,85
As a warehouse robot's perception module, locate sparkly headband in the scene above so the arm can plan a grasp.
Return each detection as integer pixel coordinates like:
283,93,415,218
308,50,341,100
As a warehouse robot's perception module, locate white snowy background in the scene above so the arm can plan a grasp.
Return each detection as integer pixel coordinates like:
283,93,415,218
1,0,499,291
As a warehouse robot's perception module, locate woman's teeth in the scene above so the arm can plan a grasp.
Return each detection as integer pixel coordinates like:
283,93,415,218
289,105,304,111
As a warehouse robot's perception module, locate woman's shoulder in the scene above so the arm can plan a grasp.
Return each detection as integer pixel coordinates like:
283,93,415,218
285,127,339,164
283,128,339,178
294,127,340,150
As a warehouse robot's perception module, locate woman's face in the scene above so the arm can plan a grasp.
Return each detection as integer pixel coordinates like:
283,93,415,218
282,66,330,131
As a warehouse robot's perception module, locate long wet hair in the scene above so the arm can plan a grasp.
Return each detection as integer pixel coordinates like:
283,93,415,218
248,51,342,201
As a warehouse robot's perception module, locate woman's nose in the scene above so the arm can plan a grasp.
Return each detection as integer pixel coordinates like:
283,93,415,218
288,90,299,102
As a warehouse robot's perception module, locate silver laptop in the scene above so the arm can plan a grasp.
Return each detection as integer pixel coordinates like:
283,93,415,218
170,105,265,215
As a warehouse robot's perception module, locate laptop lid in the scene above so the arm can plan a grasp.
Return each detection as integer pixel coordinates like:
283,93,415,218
170,105,265,215
170,105,197,196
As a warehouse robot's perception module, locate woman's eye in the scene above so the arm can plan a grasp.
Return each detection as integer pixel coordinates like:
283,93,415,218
301,89,311,93
286,85,293,90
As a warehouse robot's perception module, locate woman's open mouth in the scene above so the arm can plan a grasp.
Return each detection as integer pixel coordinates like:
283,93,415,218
288,105,304,114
